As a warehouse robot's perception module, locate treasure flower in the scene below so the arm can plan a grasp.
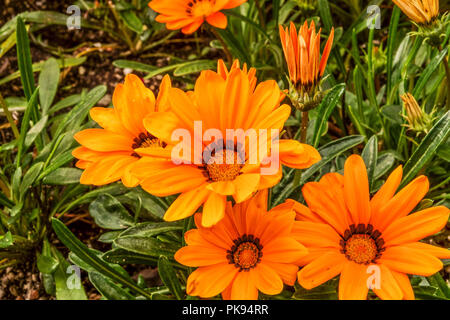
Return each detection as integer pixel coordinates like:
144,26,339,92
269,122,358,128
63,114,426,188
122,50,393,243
292,154,450,300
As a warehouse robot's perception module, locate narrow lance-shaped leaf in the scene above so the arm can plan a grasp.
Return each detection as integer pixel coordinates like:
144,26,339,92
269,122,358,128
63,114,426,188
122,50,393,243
401,111,450,187
39,58,60,115
362,135,378,191
311,83,346,148
51,218,153,299
158,256,184,300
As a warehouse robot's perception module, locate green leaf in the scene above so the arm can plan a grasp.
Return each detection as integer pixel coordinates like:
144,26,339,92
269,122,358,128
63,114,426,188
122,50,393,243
113,60,156,73
19,162,44,198
16,87,39,167
114,236,177,258
89,271,136,300
427,273,450,299
52,247,87,300
98,231,122,244
42,167,82,185
118,222,183,238
374,152,396,180
38,149,74,181
0,232,13,248
11,167,22,202
102,248,159,266
24,115,48,148
386,6,400,100
401,111,450,187
362,135,378,191
118,10,143,34
301,135,365,183
173,60,216,77
0,57,86,86
54,85,107,138
294,284,338,300
89,194,135,230
51,218,152,299
48,94,81,115
16,17,35,102
39,58,60,115
412,48,448,99
158,256,183,300
37,254,59,274
311,83,346,147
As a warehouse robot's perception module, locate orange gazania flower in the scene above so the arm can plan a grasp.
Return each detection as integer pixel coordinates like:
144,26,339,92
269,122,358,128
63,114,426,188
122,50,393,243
130,60,321,227
279,20,334,93
393,0,439,25
149,0,247,34
73,74,172,187
175,190,307,299
292,154,450,300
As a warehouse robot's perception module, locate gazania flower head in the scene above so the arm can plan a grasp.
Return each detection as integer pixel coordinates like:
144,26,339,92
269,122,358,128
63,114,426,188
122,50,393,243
293,154,450,300
130,59,321,227
149,0,247,34
279,20,334,111
393,0,439,25
393,0,449,46
175,190,308,299
73,74,172,187
401,93,434,135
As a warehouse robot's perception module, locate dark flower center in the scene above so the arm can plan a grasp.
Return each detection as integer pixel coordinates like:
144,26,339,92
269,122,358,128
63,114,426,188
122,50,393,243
340,224,385,264
227,234,263,272
131,132,166,158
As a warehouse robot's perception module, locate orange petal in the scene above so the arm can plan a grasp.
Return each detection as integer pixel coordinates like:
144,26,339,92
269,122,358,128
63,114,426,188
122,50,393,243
206,12,227,29
206,180,236,195
251,264,284,295
89,107,132,137
344,154,371,225
371,264,403,300
371,175,429,232
74,129,132,152
302,181,349,235
338,261,369,300
391,270,415,300
175,245,227,267
298,250,346,290
369,165,403,224
202,192,227,227
291,221,341,249
263,262,298,286
139,165,207,197
231,271,258,300
232,173,260,203
379,245,443,276
402,242,450,259
187,263,238,298
163,185,211,221
262,237,308,264
181,19,204,34
382,206,449,246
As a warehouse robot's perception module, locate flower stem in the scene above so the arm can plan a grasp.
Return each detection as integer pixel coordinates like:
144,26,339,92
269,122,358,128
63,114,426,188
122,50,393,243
210,27,233,65
300,111,309,143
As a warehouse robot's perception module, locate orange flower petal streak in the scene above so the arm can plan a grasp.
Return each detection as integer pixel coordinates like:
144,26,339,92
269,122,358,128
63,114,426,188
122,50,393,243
293,154,449,300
